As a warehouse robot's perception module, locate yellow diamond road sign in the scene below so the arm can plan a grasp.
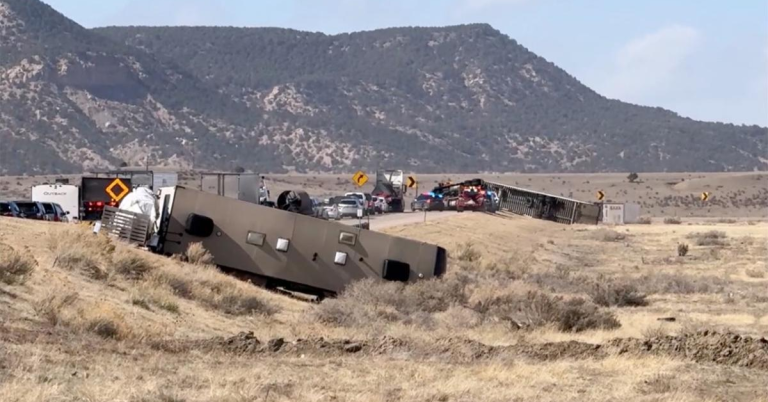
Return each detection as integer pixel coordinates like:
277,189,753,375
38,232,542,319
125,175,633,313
596,190,605,201
352,170,368,187
106,178,130,202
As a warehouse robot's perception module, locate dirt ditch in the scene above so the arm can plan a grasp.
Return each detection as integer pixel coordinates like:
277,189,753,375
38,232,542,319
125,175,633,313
608,330,768,369
152,330,768,370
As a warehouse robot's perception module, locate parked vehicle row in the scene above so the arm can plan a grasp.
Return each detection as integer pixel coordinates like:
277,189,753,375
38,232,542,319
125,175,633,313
0,200,71,222
307,190,395,222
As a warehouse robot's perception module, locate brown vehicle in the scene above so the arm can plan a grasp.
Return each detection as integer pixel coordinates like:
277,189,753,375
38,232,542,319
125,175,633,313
154,187,447,297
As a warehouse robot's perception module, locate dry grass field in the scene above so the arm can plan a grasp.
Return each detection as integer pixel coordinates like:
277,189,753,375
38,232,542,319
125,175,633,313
1,210,767,401
1,171,766,218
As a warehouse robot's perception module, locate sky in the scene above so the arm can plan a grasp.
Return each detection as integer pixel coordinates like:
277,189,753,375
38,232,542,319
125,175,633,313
43,0,768,127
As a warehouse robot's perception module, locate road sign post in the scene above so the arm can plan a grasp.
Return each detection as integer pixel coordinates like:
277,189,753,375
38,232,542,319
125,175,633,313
596,190,605,201
106,178,130,204
352,171,368,187
357,208,363,234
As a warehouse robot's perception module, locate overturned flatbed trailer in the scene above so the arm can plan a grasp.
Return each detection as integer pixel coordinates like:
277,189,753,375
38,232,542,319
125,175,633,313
485,181,600,225
154,186,447,296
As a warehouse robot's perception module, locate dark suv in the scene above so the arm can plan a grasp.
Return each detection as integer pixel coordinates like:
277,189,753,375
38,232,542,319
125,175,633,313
12,201,46,220
41,202,69,222
410,194,445,212
1,201,20,217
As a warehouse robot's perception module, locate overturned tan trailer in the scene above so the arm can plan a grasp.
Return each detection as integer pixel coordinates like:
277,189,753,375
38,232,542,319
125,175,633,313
484,181,601,225
154,186,447,296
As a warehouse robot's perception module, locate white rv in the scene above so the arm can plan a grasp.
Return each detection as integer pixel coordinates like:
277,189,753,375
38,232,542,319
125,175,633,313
31,184,80,222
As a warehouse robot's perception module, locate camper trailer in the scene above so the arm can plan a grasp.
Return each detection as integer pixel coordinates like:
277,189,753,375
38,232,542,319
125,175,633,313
31,184,79,222
152,186,447,296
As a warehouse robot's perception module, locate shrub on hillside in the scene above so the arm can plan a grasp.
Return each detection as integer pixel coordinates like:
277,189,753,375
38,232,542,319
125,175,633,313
47,230,114,279
588,279,648,307
47,229,115,259
0,244,37,285
311,277,620,333
745,268,765,279
185,242,215,265
113,251,157,280
664,217,682,225
55,249,107,280
455,241,482,262
687,231,728,247
149,264,276,316
635,272,727,295
35,291,79,326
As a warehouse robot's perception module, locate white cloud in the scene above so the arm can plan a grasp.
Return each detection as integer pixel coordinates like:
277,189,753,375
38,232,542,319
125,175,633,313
599,25,702,100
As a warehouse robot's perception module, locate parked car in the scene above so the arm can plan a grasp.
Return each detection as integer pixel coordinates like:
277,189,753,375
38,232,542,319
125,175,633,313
337,198,365,219
12,201,47,220
321,203,342,220
40,202,70,222
373,196,388,214
0,201,20,217
411,194,445,212
344,192,374,215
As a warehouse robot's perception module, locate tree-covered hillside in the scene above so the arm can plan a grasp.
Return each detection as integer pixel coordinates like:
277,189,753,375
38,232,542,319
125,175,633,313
0,0,764,175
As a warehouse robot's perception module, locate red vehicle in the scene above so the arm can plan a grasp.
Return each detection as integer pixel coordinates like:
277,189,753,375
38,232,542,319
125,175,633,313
434,180,489,212
372,170,407,213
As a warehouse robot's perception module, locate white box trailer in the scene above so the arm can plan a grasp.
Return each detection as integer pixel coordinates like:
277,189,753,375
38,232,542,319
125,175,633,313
601,203,642,225
32,184,80,222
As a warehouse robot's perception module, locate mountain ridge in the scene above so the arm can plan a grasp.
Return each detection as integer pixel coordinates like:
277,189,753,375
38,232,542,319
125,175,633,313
0,0,765,175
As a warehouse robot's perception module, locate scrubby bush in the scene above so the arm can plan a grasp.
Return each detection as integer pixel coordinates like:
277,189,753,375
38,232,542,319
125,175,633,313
47,230,115,280
47,229,115,259
214,294,273,316
636,217,652,225
85,316,125,339
588,279,648,307
556,297,621,332
80,304,132,340
311,277,620,333
113,251,157,280
745,268,766,279
641,325,668,340
55,250,107,280
455,242,482,262
664,217,682,225
482,291,620,332
149,264,276,316
35,291,79,326
526,265,590,294
677,243,689,257
687,231,728,247
635,272,727,295
0,245,37,285
185,242,215,265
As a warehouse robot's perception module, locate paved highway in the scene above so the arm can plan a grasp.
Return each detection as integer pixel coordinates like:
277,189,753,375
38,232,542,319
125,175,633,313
338,210,460,230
